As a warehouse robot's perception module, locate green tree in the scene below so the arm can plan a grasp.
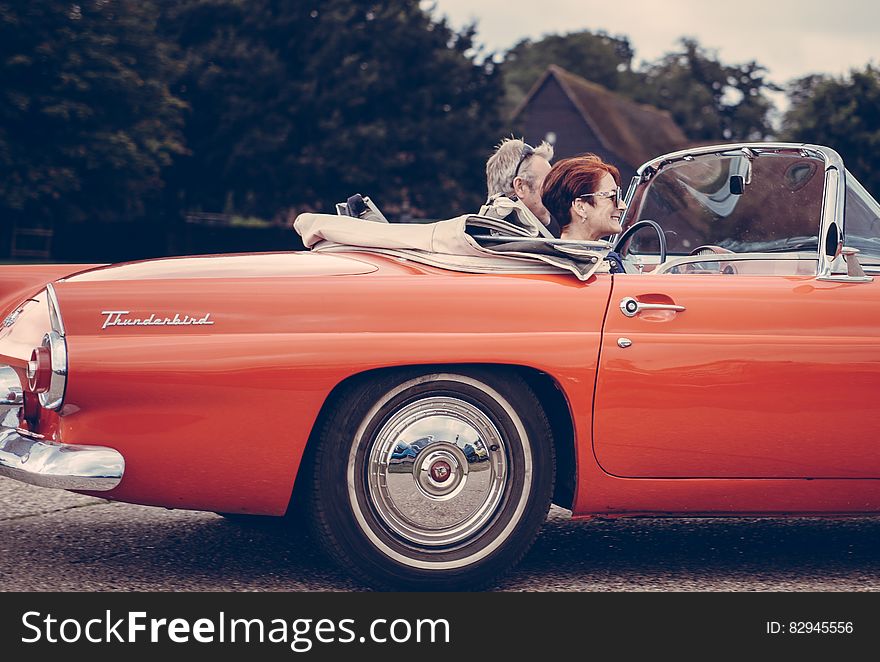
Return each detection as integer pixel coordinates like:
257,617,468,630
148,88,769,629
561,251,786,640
0,0,185,226
784,74,829,111
500,34,777,142
782,66,880,196
501,30,637,113
160,0,504,220
636,38,778,141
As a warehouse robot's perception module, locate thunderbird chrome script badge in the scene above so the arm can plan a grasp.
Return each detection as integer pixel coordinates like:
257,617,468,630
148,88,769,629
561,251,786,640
100,310,215,330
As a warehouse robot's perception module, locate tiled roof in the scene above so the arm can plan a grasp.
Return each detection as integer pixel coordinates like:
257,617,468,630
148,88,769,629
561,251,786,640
514,65,691,168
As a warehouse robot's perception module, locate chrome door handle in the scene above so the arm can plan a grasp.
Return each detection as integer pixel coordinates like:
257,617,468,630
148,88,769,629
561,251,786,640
619,297,686,317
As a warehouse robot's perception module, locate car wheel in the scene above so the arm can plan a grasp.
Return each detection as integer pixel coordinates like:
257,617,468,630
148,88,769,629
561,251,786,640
308,369,554,590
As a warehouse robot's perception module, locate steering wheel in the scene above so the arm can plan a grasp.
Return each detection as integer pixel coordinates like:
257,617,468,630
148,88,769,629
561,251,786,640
684,245,738,274
613,219,667,266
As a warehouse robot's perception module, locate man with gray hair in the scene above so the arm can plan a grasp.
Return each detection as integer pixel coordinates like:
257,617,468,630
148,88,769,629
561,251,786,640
483,137,560,238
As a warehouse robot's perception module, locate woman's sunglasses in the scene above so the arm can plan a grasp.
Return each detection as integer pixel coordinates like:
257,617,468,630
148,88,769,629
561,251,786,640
577,186,622,206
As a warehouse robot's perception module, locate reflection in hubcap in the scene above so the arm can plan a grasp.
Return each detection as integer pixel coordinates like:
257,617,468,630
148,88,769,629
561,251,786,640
366,396,507,547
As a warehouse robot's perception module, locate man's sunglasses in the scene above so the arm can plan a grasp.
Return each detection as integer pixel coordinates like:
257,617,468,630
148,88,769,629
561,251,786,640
577,186,623,206
512,143,535,179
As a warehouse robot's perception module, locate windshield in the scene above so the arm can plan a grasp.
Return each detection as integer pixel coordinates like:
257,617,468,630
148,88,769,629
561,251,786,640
844,170,880,264
622,150,826,255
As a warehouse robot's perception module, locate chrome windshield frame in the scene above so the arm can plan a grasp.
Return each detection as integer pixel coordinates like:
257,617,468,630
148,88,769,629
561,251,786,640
619,142,846,278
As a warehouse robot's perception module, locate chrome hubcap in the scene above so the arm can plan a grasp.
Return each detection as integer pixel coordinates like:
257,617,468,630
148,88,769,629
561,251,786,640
416,445,467,500
366,396,507,547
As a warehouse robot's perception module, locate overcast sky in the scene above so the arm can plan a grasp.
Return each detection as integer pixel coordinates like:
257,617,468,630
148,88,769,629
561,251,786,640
426,0,879,85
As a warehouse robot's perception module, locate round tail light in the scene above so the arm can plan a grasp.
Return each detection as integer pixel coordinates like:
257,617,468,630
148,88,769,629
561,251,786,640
27,346,52,393
26,331,67,410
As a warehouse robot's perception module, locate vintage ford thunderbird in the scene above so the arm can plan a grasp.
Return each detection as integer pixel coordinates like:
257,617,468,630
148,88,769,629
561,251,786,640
2,143,879,590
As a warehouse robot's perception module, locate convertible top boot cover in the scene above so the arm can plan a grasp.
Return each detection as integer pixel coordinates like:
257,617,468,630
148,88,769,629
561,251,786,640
293,213,611,280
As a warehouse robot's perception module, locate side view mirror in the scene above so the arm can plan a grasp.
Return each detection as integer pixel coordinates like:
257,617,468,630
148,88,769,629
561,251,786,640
824,222,841,259
818,222,872,282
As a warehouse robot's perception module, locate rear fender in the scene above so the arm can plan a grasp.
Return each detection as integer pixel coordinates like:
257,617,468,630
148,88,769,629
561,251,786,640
0,265,103,319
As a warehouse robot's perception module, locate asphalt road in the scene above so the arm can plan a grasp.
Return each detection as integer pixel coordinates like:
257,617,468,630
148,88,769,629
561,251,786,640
2,476,879,592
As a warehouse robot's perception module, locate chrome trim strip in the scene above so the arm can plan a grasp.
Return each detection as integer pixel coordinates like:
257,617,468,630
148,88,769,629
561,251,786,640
0,427,124,491
621,142,848,279
38,331,67,411
817,167,842,279
816,274,874,283
45,283,65,337
623,175,639,209
0,366,23,428
633,142,832,177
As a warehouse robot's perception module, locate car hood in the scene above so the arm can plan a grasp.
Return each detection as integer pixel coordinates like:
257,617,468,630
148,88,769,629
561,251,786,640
63,252,378,282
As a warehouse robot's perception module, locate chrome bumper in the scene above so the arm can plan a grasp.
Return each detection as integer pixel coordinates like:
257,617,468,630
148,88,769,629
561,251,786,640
0,427,124,491
1,365,23,429
1,367,124,491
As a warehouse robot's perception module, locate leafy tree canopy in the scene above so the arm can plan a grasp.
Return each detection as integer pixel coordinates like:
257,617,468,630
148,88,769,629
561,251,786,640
502,30,636,113
160,0,504,219
782,65,880,196
636,38,778,141
0,0,185,224
503,34,779,142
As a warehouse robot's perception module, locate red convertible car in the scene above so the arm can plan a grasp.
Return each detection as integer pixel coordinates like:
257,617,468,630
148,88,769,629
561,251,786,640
2,143,879,590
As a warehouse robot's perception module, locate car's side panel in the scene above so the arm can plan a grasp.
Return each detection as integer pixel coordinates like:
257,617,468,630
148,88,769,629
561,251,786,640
572,473,880,516
53,265,612,515
593,273,880,478
578,268,880,514
23,252,880,519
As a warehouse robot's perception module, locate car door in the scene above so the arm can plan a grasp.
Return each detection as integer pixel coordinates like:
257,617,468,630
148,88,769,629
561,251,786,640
593,271,880,478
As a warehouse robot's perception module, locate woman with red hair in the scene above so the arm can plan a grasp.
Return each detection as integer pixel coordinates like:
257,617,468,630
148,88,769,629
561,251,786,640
541,154,627,242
